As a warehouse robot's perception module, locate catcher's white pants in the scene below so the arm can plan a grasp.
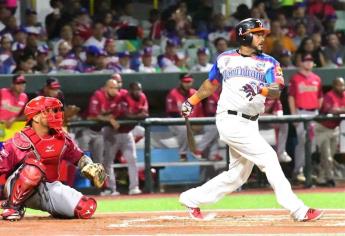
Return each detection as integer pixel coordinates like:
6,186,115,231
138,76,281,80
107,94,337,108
180,112,309,220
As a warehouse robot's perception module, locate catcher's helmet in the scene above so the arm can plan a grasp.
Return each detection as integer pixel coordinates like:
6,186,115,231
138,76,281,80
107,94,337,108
24,96,64,129
235,18,270,46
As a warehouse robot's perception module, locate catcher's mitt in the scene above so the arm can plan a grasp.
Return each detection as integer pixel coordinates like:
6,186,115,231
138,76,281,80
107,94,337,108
81,163,106,188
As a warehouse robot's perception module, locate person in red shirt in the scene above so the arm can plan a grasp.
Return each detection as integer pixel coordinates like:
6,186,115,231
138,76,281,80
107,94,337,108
260,98,292,163
103,82,148,196
77,79,121,194
288,53,323,182
314,77,345,187
166,73,204,161
0,74,28,129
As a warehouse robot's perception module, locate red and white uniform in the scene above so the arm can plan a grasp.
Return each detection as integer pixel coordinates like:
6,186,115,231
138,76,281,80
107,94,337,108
0,88,28,121
166,88,203,117
87,88,122,118
288,72,323,110
289,71,323,176
0,128,91,218
319,90,345,129
103,92,147,193
0,128,83,180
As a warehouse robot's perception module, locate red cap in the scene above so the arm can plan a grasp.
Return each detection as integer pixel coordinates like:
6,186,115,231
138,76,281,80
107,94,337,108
12,74,26,84
302,53,314,62
180,74,194,83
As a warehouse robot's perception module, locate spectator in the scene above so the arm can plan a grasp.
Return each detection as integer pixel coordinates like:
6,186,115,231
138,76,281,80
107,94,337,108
13,53,35,74
307,0,336,24
251,1,270,30
229,3,251,27
212,37,228,62
191,47,213,72
157,39,179,71
55,40,81,73
53,24,73,56
288,2,324,35
148,9,162,40
23,9,45,41
0,34,15,74
260,98,292,163
166,73,204,161
263,20,296,55
34,44,55,74
71,31,85,61
288,53,323,183
138,47,157,73
103,82,147,196
323,33,345,67
116,51,135,73
101,11,116,39
208,13,229,44
278,49,295,69
119,1,139,27
294,37,326,68
0,74,28,129
45,0,64,40
73,7,92,41
104,38,118,70
315,77,345,187
2,15,19,36
77,79,121,196
23,29,39,56
292,22,307,47
84,21,106,49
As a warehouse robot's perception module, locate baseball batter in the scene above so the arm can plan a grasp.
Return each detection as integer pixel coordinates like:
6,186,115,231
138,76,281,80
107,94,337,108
0,96,106,221
179,18,323,222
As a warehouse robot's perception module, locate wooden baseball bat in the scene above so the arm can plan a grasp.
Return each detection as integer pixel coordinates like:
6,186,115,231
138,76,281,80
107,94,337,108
185,117,197,153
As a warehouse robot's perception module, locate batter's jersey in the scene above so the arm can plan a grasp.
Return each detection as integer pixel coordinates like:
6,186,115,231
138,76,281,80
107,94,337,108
208,49,284,116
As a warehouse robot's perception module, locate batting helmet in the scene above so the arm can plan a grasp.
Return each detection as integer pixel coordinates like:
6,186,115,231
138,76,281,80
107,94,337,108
24,96,64,129
235,18,270,46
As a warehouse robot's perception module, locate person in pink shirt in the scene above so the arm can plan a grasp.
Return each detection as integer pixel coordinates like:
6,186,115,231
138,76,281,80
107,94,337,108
288,53,323,183
314,77,345,187
166,74,204,161
0,74,28,129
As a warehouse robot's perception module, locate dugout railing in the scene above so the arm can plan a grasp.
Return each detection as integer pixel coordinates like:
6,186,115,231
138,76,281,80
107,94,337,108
67,114,345,193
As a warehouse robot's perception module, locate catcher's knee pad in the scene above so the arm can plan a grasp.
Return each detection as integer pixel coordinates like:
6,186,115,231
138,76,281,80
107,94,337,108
74,196,97,219
10,164,44,206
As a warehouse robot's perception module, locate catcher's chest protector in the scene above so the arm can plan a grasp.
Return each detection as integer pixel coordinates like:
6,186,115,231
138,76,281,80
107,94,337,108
13,127,66,181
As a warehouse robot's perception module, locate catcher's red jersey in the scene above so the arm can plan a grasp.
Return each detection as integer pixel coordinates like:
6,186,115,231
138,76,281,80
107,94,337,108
0,127,84,182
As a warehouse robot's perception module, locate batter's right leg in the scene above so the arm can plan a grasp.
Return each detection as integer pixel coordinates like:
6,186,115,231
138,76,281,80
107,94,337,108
179,147,254,208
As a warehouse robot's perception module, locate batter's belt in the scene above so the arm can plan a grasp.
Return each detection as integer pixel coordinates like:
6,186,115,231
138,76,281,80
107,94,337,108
227,110,259,121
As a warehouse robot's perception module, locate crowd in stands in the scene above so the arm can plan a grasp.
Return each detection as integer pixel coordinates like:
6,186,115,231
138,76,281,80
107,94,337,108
0,0,344,75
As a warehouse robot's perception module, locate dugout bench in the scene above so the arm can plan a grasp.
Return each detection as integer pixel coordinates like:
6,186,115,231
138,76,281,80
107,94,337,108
111,160,227,192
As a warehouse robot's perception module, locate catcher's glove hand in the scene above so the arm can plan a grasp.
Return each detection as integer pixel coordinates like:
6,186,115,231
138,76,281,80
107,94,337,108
81,163,106,188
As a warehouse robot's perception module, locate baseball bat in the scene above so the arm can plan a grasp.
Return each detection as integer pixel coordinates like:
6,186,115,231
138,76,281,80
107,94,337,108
185,117,197,153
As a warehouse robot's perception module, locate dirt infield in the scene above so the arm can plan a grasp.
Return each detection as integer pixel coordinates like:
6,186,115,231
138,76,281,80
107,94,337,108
1,209,345,235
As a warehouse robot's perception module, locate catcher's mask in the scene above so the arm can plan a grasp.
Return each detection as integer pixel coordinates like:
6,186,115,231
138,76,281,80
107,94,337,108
24,96,64,130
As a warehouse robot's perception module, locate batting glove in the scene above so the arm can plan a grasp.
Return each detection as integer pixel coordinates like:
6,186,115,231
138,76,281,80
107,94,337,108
181,100,193,117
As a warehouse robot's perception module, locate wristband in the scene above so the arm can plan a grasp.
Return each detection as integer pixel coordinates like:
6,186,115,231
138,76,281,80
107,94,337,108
260,87,269,97
188,94,201,105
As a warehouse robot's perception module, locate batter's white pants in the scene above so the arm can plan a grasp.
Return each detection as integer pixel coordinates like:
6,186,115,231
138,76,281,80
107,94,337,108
103,127,139,192
180,113,309,220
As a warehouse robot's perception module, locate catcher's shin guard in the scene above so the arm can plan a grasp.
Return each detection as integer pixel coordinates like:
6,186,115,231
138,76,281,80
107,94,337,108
74,196,97,219
9,163,44,206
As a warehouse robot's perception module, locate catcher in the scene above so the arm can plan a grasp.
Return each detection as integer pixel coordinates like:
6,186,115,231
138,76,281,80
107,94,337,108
0,96,106,221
